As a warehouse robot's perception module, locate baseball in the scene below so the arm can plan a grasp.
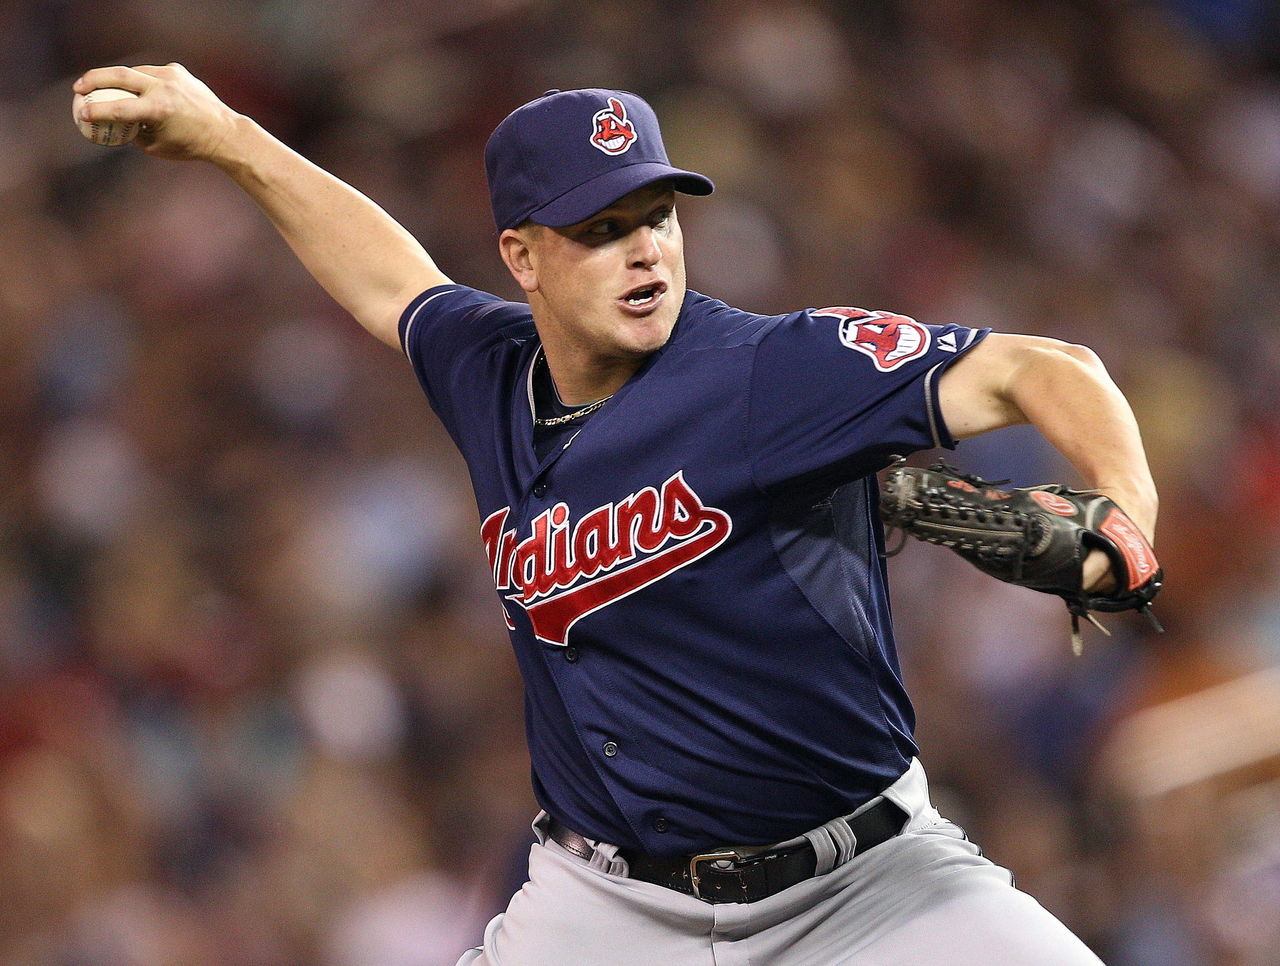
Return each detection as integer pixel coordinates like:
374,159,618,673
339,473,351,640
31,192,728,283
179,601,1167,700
73,87,140,146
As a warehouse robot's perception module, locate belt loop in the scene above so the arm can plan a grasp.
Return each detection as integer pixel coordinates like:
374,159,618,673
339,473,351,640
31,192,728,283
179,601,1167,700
543,816,631,876
586,838,631,877
801,825,839,876
803,806,865,873
883,758,939,830
532,810,553,845
826,812,860,866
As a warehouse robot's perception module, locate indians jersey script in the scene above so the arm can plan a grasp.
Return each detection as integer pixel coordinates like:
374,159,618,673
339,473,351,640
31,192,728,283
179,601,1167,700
400,286,987,853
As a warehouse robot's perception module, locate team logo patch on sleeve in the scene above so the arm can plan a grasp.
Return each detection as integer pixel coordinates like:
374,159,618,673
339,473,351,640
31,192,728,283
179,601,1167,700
589,97,638,155
812,307,931,371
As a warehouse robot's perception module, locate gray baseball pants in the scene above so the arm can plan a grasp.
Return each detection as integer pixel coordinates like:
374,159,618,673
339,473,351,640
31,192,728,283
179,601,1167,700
457,760,1105,965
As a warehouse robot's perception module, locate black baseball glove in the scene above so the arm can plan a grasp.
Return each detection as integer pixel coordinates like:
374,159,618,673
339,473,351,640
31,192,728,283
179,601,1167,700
879,460,1163,652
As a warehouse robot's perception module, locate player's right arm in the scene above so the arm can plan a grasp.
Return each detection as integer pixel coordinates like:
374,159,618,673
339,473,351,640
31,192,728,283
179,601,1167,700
73,63,449,349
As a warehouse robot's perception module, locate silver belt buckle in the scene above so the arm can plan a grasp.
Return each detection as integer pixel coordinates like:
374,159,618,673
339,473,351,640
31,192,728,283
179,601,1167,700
688,849,743,900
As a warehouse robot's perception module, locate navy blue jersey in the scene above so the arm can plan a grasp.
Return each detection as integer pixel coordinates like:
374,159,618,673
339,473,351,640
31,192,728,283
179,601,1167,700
400,285,988,854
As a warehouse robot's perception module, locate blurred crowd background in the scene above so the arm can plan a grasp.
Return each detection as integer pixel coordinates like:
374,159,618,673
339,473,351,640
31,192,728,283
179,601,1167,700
2,0,1280,963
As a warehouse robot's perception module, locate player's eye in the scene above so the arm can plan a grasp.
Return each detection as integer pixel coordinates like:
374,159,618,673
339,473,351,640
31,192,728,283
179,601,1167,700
650,207,673,230
586,219,619,237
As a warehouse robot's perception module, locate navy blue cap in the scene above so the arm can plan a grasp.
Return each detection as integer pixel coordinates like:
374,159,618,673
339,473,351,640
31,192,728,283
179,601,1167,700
484,88,714,231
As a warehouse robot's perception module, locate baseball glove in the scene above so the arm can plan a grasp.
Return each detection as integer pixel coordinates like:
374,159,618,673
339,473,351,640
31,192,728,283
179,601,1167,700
879,460,1163,653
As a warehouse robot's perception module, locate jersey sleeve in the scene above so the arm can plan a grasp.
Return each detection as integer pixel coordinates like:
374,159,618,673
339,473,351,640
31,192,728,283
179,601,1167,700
398,284,534,443
747,306,990,491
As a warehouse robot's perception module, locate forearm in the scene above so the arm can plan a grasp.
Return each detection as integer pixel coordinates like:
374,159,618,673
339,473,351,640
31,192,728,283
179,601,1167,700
1006,343,1157,537
941,335,1157,539
211,115,446,347
74,63,448,349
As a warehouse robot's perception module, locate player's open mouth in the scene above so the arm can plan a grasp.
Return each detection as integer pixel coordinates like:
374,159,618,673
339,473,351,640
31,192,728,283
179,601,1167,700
620,282,666,312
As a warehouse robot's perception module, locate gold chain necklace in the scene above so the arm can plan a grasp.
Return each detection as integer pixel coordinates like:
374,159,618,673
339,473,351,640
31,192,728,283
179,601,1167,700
533,394,612,427
532,353,614,427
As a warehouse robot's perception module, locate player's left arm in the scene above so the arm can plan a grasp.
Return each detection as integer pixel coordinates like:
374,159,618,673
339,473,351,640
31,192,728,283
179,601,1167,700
937,333,1158,587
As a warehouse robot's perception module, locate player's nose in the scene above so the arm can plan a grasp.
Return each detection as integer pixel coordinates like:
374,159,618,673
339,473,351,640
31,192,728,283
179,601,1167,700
627,225,662,269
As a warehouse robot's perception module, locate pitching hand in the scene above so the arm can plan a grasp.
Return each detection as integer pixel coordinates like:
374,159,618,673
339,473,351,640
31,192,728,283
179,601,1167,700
73,63,240,163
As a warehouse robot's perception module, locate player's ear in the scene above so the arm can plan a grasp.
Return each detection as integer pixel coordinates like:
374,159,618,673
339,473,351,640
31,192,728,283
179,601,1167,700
499,224,540,294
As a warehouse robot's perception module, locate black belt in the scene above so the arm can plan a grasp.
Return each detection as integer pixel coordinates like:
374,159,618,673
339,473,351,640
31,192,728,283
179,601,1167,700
546,798,906,904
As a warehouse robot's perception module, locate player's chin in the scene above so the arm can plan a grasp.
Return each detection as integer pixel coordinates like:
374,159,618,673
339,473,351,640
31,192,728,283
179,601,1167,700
615,314,676,356
613,299,678,351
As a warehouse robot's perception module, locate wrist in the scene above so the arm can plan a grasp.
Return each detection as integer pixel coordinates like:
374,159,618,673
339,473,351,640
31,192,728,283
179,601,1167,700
1097,481,1158,542
205,112,263,172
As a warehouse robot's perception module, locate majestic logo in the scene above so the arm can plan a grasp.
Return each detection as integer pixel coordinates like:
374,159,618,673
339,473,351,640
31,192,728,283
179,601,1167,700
812,307,931,371
589,97,638,155
480,471,731,646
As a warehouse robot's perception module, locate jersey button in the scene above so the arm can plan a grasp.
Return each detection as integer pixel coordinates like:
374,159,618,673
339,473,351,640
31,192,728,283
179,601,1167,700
532,482,548,498
564,646,579,663
653,816,669,833
602,741,619,758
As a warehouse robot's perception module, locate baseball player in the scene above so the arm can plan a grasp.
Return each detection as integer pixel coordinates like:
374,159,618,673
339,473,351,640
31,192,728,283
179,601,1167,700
74,64,1158,965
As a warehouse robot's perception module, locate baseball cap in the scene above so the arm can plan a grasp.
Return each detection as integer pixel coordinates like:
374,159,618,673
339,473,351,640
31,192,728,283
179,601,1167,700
485,88,714,231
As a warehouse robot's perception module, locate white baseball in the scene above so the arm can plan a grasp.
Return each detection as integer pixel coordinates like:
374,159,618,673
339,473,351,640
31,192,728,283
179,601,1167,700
73,88,140,146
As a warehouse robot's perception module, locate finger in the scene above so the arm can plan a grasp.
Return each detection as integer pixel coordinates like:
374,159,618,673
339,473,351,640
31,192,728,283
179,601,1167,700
76,88,149,127
73,65,161,95
132,63,185,78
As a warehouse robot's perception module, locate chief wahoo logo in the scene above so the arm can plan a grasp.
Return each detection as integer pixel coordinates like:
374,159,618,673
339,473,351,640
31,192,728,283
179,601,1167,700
813,307,931,371
589,97,637,155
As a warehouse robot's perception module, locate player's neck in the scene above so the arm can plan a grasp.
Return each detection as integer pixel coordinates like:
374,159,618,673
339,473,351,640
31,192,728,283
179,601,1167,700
538,344,644,405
